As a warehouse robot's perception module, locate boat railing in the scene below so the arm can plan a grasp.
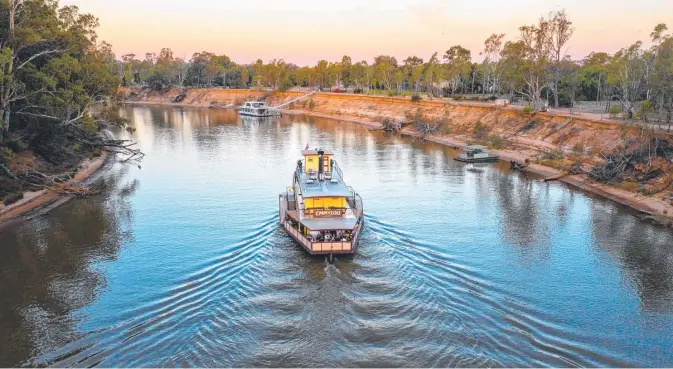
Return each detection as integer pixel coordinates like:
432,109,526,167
332,160,344,180
283,220,353,253
354,193,363,210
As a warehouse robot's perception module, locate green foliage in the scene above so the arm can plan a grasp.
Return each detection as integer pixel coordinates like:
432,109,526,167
0,147,15,165
473,121,487,138
147,69,172,91
307,99,316,111
572,142,585,155
635,100,653,121
411,94,422,102
487,135,508,149
523,105,535,113
608,105,622,119
542,148,565,161
82,115,98,134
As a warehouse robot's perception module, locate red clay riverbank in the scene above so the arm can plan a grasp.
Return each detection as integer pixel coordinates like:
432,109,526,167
122,87,673,225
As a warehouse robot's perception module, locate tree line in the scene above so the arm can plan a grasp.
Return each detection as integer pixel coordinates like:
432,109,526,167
0,0,120,142
1,1,673,146
1,0,139,202
124,10,672,123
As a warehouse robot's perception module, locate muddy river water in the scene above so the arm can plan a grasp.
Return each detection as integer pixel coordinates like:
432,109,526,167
1,105,673,367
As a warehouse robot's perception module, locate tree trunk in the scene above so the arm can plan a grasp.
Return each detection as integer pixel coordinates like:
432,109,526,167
0,108,10,140
553,74,560,108
471,72,475,95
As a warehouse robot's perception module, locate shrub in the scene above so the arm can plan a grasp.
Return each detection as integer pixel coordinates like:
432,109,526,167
523,105,535,113
473,121,487,138
387,91,397,97
615,181,639,192
3,192,24,206
488,95,498,101
452,94,463,101
487,135,508,149
82,115,98,134
542,148,565,161
353,88,363,94
572,142,585,155
0,147,15,163
411,94,422,102
307,99,316,111
636,100,653,121
608,105,622,119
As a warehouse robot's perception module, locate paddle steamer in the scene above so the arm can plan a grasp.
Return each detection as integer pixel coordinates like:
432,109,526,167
279,149,364,255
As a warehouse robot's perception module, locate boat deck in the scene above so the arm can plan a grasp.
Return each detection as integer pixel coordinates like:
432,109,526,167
296,164,352,198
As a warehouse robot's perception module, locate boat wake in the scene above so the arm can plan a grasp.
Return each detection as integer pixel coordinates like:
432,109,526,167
25,214,280,367
23,212,638,367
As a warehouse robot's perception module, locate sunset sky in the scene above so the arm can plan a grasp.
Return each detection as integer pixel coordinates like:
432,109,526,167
62,0,671,65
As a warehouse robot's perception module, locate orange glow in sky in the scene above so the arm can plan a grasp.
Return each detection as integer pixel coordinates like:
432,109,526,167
63,0,671,64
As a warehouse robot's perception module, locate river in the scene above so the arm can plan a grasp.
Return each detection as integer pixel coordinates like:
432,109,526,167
1,105,673,367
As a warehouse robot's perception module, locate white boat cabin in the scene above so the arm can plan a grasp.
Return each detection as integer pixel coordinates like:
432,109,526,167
238,101,278,117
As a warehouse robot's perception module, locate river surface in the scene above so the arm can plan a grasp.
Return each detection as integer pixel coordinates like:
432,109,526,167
1,106,673,367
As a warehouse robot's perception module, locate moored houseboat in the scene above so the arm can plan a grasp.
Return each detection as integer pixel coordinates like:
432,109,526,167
237,101,279,117
279,149,364,256
454,145,500,163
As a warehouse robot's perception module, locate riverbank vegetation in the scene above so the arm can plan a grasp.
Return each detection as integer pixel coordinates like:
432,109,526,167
0,0,138,206
2,1,673,215
123,11,672,126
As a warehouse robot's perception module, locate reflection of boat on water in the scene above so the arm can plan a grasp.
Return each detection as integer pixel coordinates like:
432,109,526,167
466,162,490,172
239,114,275,125
279,148,364,256
454,145,500,163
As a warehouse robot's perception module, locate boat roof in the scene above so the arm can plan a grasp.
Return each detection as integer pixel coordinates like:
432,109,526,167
301,149,334,156
243,101,267,105
300,218,358,231
297,167,352,198
465,145,487,151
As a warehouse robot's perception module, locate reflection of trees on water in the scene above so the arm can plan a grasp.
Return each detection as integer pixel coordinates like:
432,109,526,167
0,167,137,366
491,171,552,264
591,203,673,313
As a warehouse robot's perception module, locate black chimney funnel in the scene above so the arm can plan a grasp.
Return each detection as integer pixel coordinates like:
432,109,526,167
317,149,324,174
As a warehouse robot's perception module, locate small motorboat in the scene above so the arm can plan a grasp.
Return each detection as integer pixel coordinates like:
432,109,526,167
454,145,500,163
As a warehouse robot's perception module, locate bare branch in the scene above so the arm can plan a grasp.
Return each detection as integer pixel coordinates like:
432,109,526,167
15,48,65,71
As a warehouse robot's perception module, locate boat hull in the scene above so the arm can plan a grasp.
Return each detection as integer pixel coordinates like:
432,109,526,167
454,156,499,163
281,218,363,255
238,111,277,117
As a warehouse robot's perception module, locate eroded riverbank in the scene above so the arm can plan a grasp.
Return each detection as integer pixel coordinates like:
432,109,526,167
123,87,673,224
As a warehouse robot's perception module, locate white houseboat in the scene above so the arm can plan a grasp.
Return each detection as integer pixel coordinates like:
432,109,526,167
237,101,279,117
